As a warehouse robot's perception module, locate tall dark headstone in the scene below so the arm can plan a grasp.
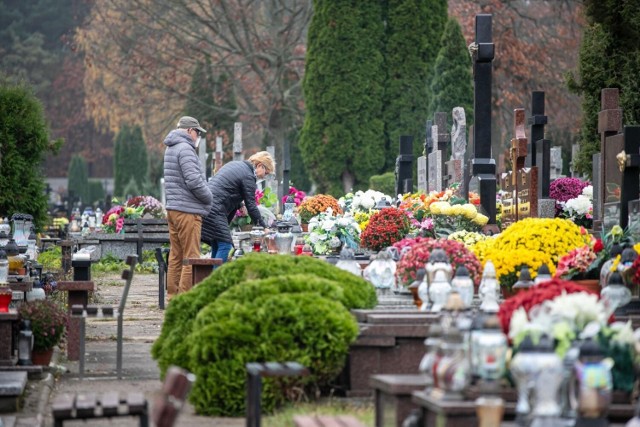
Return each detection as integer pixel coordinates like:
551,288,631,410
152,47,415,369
619,126,640,229
425,119,433,157
396,136,414,196
527,91,551,198
471,14,497,225
597,88,623,232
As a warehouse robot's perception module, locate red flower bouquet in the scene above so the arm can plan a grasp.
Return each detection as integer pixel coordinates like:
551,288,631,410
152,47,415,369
497,278,599,335
393,236,482,287
360,207,411,252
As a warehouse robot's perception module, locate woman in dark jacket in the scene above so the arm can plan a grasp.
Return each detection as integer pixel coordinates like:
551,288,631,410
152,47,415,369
201,151,275,262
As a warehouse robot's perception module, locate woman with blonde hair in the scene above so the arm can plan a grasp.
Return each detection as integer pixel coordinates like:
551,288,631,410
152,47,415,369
201,151,275,262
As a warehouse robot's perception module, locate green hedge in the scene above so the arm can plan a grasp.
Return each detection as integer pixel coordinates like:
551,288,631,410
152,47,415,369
151,253,376,379
186,275,359,415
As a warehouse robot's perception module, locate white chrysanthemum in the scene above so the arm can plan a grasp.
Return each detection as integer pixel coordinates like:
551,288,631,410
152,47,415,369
329,236,342,248
545,292,607,330
309,233,321,244
321,219,335,231
581,185,593,199
563,195,592,216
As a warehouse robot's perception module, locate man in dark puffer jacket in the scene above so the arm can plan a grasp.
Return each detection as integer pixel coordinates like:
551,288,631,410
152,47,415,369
201,151,274,262
163,116,213,298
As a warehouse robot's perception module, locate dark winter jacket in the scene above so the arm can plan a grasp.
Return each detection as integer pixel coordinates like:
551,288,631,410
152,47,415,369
163,129,213,216
201,160,266,244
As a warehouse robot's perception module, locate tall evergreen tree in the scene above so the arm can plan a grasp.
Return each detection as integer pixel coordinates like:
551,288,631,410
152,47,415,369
382,0,446,170
428,18,474,130
0,79,62,229
300,0,386,195
113,125,148,197
67,155,89,204
569,0,640,176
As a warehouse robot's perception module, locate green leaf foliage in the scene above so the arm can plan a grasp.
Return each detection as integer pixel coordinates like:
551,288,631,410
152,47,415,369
428,18,473,129
570,0,640,176
300,0,386,195
113,124,148,197
151,253,376,375
0,79,61,229
187,284,359,416
383,0,446,171
369,172,396,196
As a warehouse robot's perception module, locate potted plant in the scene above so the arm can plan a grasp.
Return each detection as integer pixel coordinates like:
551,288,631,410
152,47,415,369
305,211,361,255
230,206,252,231
297,194,342,226
360,207,411,252
18,298,67,365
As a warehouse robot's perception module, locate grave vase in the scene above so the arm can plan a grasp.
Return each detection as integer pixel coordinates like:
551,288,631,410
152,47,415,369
31,348,54,366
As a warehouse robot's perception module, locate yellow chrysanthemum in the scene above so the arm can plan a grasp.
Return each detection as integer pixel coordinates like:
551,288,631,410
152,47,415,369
473,213,489,226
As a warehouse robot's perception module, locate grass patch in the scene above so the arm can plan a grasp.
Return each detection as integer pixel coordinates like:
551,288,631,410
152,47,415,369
263,398,374,427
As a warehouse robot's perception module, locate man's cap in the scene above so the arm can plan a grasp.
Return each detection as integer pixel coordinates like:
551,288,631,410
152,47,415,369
176,116,207,134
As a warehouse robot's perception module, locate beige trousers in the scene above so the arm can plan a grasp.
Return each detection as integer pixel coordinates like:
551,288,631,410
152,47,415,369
167,210,202,298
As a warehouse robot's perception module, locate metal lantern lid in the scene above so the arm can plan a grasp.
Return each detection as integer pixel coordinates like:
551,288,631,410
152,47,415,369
428,248,448,264
454,266,470,277
373,197,392,210
607,271,625,286
339,246,356,260
513,266,534,289
579,337,604,359
0,249,6,260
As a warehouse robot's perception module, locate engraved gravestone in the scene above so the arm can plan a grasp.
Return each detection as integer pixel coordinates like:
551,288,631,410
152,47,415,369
550,147,563,180
417,156,427,192
233,122,243,161
444,108,466,190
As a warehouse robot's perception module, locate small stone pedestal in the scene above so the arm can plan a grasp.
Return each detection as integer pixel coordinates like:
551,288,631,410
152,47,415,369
0,310,18,366
57,281,95,361
370,374,429,427
343,310,438,396
182,258,223,287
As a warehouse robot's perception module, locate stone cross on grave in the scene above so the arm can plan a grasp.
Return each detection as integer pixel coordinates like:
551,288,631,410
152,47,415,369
427,113,449,192
395,136,414,196
444,107,466,191
618,126,640,229
233,122,243,161
527,91,551,198
500,109,538,227
470,14,497,225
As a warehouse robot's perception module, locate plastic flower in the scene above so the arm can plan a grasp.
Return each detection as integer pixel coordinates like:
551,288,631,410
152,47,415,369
305,211,360,255
298,194,342,223
125,196,166,218
393,236,482,288
281,186,306,207
554,244,598,280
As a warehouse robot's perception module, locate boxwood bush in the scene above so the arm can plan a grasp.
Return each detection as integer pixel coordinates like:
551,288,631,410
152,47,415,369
187,277,359,416
151,253,376,375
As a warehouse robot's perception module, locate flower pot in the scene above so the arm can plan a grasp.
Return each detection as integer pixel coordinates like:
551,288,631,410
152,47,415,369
300,223,309,233
32,348,54,366
574,279,600,295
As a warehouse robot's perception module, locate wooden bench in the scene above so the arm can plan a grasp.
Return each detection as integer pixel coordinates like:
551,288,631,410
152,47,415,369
293,415,367,427
52,391,148,427
51,365,193,427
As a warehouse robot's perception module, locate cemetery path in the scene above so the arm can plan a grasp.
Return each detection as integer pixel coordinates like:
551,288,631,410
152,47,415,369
40,271,245,426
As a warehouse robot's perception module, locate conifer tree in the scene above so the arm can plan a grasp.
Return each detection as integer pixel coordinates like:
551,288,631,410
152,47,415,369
67,155,89,204
300,0,386,195
382,0,446,169
569,0,640,176
428,18,474,129
0,79,62,228
113,125,148,197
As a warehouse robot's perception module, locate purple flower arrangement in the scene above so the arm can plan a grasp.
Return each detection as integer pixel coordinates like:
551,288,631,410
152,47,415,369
550,177,590,215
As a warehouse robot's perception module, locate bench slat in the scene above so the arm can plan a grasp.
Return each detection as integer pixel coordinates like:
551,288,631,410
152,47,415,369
75,392,97,418
126,392,147,415
51,394,75,418
99,391,119,417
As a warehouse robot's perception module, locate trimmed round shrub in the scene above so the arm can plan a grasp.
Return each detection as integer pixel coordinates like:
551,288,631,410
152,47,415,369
187,277,359,416
151,253,376,375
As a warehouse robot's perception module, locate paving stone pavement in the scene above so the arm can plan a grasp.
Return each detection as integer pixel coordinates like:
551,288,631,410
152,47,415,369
15,271,245,426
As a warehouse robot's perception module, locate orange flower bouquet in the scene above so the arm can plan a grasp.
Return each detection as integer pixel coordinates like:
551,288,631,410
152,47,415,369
298,194,343,223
